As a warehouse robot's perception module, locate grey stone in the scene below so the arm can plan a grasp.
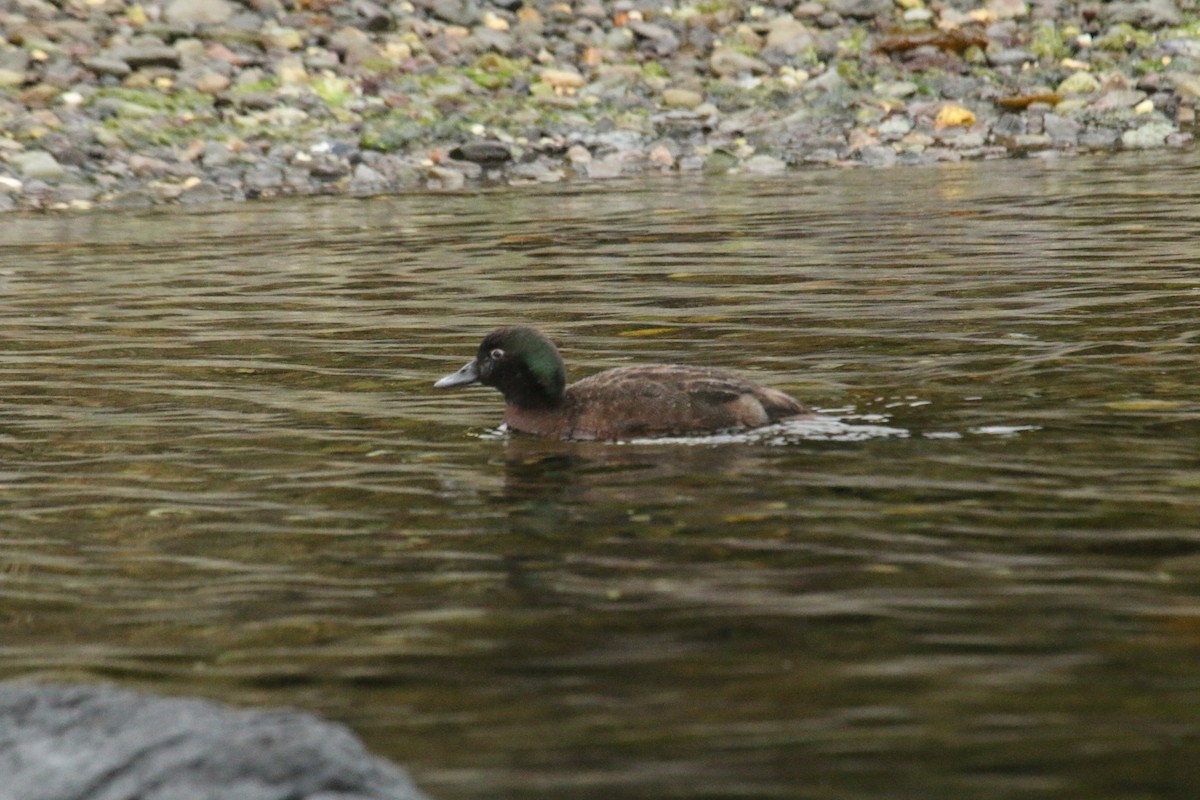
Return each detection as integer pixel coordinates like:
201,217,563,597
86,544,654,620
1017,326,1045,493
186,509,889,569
1121,120,1177,148
1079,128,1121,148
993,112,1026,136
245,162,285,193
1104,0,1181,29
742,153,787,174
0,682,430,800
108,44,181,69
427,0,480,27
857,144,896,166
710,47,770,77
877,115,913,138
201,141,238,167
1159,38,1200,58
630,22,680,56
988,48,1035,67
1043,113,1081,143
178,180,225,204
165,0,235,26
829,0,890,19
586,154,627,179
0,47,30,72
12,151,66,180
424,164,465,190
81,56,132,77
764,17,815,56
448,140,512,165
1091,89,1148,111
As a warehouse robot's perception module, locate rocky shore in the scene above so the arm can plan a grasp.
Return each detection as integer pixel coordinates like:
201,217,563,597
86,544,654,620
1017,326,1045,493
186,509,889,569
0,681,430,800
0,0,1196,212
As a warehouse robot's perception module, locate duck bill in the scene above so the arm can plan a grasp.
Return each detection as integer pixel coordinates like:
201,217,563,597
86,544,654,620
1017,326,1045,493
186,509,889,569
434,360,480,388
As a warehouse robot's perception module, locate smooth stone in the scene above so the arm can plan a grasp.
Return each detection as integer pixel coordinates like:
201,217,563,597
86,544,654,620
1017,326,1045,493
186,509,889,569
448,140,513,165
988,0,1028,19
165,0,235,25
629,21,680,56
1012,133,1052,148
662,88,703,109
262,25,304,50
1171,74,1200,99
178,180,224,204
875,80,918,98
987,48,1035,67
710,47,770,77
1080,128,1121,148
878,116,913,137
539,67,585,88
426,164,466,190
585,155,626,179
1121,121,1177,148
993,112,1026,136
1090,89,1148,110
193,70,231,93
0,68,24,86
13,151,66,180
1057,70,1101,94
108,44,181,69
1104,0,1181,28
81,56,132,77
742,153,787,174
510,161,565,183
829,0,891,19
702,149,739,174
765,17,815,55
0,682,429,800
351,162,389,193
428,0,480,26
201,141,238,167
1043,113,1082,142
858,144,897,166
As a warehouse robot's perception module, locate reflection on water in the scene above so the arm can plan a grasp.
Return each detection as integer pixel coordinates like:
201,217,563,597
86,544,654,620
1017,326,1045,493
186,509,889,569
2,152,1200,798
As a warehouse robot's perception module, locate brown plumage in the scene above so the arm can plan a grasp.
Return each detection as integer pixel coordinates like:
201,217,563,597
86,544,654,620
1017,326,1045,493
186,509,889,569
434,326,810,441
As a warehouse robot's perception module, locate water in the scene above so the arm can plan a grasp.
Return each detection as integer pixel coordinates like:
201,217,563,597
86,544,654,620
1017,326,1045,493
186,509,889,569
1,152,1199,798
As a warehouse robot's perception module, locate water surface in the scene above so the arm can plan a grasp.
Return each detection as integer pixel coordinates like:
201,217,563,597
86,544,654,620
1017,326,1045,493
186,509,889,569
1,152,1199,798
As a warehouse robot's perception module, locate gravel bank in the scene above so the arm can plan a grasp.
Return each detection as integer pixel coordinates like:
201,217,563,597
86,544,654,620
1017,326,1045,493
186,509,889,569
0,0,1196,211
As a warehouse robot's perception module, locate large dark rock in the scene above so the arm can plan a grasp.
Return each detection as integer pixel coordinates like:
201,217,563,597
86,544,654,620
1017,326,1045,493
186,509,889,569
0,682,431,800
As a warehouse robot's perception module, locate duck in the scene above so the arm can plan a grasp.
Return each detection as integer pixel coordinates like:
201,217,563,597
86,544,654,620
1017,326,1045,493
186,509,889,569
434,326,811,441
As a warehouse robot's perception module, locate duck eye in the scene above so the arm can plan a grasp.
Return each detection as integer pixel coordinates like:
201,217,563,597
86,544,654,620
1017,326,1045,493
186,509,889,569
489,348,505,360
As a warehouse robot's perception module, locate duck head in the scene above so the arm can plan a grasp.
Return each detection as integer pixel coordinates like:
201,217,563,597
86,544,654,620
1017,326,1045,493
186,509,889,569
435,326,567,409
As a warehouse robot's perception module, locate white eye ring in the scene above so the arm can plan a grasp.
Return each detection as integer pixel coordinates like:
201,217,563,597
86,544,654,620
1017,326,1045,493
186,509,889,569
489,348,505,360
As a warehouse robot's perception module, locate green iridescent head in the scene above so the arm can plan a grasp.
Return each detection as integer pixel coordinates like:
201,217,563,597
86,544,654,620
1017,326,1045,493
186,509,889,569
434,326,567,408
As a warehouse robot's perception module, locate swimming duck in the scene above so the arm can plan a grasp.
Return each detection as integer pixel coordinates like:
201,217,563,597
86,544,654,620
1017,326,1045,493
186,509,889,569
434,326,810,440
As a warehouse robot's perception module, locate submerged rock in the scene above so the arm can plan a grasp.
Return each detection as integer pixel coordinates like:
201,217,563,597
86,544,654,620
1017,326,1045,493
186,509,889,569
0,681,431,800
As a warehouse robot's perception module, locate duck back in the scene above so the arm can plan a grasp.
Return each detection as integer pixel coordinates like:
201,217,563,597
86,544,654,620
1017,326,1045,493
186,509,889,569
504,364,809,440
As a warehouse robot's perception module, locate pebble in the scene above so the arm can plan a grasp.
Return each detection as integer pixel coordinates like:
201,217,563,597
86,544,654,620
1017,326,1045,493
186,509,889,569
12,151,66,180
448,140,513,165
710,48,770,77
742,154,787,174
858,145,897,166
662,88,703,109
1057,71,1101,95
165,0,235,26
539,67,586,89
1120,121,1177,147
81,56,132,77
1043,113,1081,143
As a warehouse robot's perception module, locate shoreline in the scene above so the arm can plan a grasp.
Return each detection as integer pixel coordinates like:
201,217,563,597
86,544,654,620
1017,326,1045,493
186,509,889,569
0,0,1196,213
